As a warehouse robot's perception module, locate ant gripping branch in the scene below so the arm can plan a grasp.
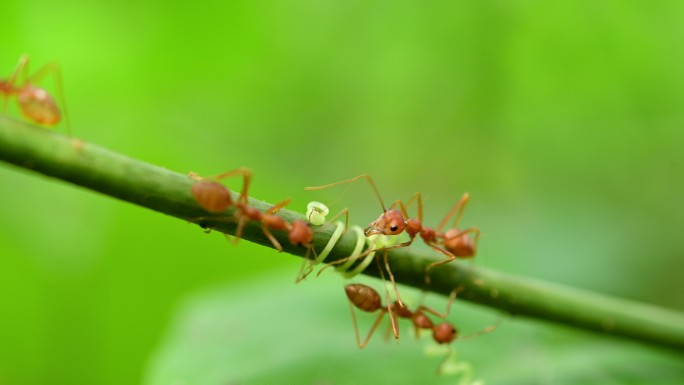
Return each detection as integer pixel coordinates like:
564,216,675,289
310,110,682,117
417,193,480,283
0,55,70,132
305,174,419,305
189,169,318,266
306,174,480,284
189,168,252,214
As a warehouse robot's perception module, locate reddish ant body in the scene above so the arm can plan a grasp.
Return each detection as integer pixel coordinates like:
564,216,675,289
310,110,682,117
344,283,458,348
306,174,479,284
0,55,69,130
345,283,498,352
189,168,315,257
403,192,480,283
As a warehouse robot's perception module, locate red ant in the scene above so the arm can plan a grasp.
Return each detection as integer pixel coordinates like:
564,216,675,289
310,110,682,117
0,55,69,131
344,282,457,348
189,168,252,214
403,192,480,283
306,174,479,284
345,283,499,352
306,174,419,303
189,168,315,257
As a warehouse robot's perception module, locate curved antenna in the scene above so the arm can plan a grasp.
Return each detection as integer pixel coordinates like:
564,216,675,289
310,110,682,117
305,174,387,212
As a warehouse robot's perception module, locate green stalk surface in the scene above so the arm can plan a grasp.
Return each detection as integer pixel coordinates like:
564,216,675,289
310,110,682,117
1,116,683,353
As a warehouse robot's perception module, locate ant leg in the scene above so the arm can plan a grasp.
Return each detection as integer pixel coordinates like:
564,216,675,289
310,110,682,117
209,167,252,206
395,192,423,223
260,223,283,251
347,300,388,349
233,215,248,243
325,208,349,234
5,55,28,88
424,244,457,284
383,251,404,308
2,56,26,114
376,258,399,340
459,315,504,340
368,236,417,255
265,197,292,214
305,174,388,211
436,193,470,233
294,247,314,283
22,59,71,135
416,286,463,319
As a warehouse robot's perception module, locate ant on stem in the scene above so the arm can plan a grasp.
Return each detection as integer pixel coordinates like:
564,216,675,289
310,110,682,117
189,169,317,263
419,193,480,283
306,174,420,304
306,174,480,284
0,55,70,132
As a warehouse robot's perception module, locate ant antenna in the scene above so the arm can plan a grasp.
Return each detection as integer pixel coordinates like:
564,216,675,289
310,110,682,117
306,174,388,212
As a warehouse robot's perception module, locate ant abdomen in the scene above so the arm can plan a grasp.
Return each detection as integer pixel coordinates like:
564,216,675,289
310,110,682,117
17,85,60,125
345,284,382,313
191,181,233,213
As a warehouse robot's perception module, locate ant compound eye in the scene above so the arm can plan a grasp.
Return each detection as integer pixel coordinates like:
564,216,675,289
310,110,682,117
390,225,398,232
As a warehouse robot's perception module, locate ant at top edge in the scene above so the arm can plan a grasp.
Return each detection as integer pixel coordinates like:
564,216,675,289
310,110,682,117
0,55,71,134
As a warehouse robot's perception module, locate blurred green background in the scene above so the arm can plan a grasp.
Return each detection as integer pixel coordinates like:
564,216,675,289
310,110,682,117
1,1,684,384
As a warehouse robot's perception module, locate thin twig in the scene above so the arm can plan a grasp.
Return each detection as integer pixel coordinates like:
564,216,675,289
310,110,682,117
1,116,684,352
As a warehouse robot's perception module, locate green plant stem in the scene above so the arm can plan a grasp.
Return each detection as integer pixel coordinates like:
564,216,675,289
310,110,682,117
1,116,684,353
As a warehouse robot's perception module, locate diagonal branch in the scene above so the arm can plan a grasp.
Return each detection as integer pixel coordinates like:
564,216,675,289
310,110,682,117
1,116,684,352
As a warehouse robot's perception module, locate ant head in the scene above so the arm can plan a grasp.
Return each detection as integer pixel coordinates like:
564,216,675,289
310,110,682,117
433,322,458,344
191,181,233,213
364,209,405,236
444,229,476,258
288,219,313,246
17,85,61,126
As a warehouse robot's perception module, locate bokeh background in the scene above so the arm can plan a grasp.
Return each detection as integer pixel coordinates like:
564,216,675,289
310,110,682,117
1,1,684,384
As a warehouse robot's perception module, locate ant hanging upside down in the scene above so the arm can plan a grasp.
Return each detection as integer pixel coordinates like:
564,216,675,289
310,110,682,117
344,281,501,376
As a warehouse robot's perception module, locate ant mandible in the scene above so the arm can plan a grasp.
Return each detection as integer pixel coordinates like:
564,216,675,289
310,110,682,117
0,55,70,131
